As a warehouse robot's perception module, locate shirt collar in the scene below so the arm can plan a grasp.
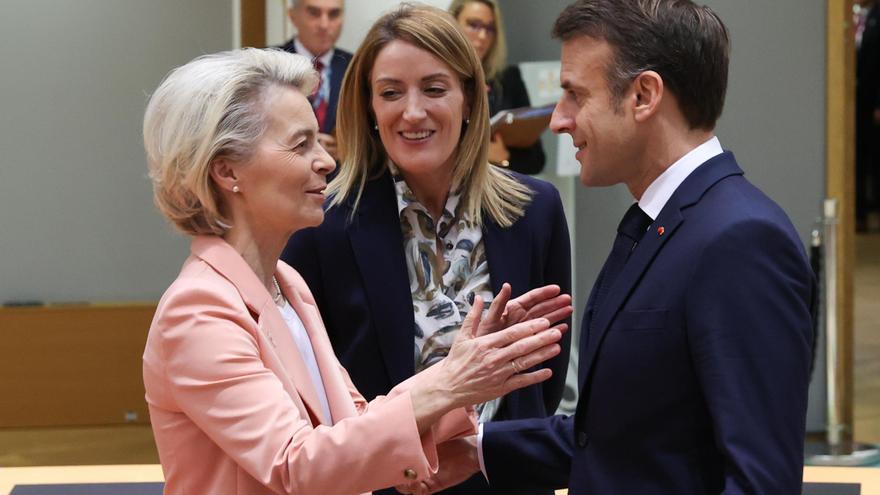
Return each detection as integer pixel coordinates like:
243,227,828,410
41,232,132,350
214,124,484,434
387,162,463,222
638,136,723,220
293,38,334,67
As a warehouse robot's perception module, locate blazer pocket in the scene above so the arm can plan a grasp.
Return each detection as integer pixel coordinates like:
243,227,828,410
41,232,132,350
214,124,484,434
612,309,668,332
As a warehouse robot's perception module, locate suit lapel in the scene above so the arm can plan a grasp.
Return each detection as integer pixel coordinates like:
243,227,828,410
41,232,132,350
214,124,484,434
256,300,330,425
578,152,744,386
325,53,346,133
191,236,330,426
346,173,416,385
286,39,341,134
578,209,681,381
483,217,530,299
276,265,358,424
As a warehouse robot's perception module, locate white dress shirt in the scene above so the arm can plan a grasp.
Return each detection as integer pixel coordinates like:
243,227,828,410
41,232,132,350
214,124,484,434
638,136,724,220
476,135,725,481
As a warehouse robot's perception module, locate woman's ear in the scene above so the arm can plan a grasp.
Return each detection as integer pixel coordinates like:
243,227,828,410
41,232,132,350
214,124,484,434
631,70,664,123
210,157,240,193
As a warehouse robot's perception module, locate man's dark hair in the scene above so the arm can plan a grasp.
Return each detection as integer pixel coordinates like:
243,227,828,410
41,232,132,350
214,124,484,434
554,0,730,130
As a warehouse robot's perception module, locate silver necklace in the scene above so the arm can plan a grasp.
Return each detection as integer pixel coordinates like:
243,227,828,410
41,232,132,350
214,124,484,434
272,277,285,306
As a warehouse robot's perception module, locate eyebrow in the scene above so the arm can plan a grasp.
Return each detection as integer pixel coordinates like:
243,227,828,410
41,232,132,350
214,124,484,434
306,6,342,15
560,78,582,92
284,128,315,143
464,17,495,25
373,73,454,85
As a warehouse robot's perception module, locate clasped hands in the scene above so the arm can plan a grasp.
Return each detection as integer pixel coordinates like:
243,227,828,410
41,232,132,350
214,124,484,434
404,283,572,494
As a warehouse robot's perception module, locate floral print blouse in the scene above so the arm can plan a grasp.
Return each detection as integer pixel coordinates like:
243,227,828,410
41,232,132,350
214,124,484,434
390,165,500,420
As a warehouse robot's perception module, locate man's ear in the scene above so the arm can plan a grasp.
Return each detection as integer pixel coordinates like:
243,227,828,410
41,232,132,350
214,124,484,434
210,157,239,194
287,6,297,26
631,70,664,123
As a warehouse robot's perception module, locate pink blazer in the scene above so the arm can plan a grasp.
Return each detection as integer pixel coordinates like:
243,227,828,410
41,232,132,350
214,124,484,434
143,236,475,495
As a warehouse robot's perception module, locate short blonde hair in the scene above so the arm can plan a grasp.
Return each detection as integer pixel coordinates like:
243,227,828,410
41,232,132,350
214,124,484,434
330,3,530,228
143,48,318,235
448,0,508,82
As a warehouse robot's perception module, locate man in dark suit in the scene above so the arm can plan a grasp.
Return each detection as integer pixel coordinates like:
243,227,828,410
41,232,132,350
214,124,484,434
405,1,815,494
279,0,352,160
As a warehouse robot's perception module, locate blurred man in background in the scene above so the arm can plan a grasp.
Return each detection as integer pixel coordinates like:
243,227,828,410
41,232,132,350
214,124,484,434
279,0,351,160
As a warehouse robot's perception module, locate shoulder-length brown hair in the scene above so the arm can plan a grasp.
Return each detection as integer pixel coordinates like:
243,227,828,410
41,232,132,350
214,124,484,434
329,3,530,228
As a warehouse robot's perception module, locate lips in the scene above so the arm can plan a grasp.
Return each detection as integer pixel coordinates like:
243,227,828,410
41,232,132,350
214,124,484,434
306,185,326,195
399,130,435,141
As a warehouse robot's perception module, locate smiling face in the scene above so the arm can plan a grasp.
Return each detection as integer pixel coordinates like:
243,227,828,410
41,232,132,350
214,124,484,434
289,0,344,57
551,36,643,188
370,40,469,186
456,1,496,62
231,86,336,236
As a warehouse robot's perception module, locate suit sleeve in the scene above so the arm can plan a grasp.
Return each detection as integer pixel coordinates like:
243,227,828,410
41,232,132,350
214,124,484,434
481,414,574,491
334,350,479,444
156,284,442,495
538,184,573,414
685,218,814,494
499,67,546,175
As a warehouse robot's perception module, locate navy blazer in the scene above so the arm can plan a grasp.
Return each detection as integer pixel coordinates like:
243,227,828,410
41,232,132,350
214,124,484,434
482,152,815,494
278,39,352,134
282,171,572,495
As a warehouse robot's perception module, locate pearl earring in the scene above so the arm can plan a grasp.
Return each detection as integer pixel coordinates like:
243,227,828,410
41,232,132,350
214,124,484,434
232,185,240,193
373,124,379,131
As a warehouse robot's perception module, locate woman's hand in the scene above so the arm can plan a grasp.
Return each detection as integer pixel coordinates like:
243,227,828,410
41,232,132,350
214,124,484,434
410,296,564,433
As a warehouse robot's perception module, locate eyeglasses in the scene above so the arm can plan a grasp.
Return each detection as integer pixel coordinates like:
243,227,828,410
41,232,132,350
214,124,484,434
464,19,497,36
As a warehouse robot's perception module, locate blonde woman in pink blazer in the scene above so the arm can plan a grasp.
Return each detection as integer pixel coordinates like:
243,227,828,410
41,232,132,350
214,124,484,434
141,48,572,495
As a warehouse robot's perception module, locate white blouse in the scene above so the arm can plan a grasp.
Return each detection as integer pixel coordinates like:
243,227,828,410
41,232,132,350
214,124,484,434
278,299,333,424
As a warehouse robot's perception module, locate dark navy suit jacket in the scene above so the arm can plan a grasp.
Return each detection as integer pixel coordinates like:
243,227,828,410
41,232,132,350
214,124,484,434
282,171,572,495
482,153,815,494
278,38,352,134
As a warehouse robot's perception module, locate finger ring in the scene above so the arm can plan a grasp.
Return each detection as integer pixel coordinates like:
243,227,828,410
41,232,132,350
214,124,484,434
510,360,521,373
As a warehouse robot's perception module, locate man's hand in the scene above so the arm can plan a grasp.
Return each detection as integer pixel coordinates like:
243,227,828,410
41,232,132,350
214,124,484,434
474,283,572,339
396,436,481,494
317,132,338,161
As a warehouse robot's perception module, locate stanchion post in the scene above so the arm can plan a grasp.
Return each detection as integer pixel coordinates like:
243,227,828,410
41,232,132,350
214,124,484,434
805,199,880,466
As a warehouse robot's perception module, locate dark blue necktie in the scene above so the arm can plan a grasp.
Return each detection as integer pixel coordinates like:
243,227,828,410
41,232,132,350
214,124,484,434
575,203,653,442
591,203,653,317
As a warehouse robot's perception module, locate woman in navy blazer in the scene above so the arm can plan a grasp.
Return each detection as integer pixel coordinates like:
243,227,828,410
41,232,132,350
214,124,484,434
282,6,571,494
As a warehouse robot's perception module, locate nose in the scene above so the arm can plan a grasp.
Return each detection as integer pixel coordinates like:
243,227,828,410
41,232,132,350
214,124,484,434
314,144,336,175
549,100,572,135
318,14,330,30
402,92,427,122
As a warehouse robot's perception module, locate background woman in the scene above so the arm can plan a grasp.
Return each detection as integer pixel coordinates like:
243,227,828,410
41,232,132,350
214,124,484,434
282,5,571,494
142,47,569,495
449,0,546,175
